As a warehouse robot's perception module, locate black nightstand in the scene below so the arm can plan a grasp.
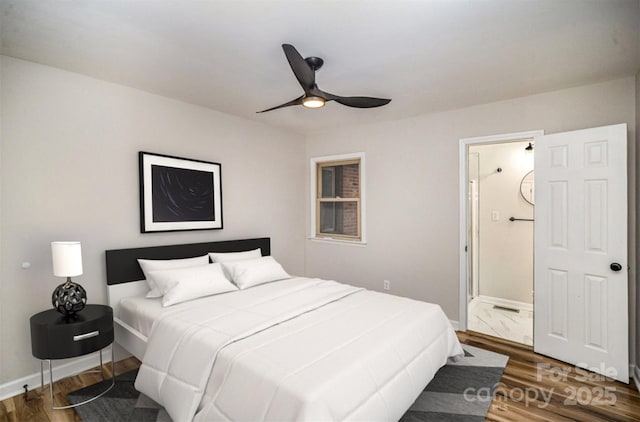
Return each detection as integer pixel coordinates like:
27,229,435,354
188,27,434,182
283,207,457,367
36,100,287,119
30,304,115,409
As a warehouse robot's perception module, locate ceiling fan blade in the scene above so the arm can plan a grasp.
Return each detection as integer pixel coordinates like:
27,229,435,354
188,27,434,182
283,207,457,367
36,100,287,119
282,44,315,92
256,95,304,113
324,93,391,108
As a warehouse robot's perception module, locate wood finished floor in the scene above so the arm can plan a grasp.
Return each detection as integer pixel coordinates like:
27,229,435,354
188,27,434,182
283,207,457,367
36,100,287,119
459,331,640,422
0,357,140,422
1,331,639,421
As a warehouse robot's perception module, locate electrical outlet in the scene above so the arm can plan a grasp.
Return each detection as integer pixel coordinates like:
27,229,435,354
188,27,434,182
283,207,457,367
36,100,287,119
383,280,391,290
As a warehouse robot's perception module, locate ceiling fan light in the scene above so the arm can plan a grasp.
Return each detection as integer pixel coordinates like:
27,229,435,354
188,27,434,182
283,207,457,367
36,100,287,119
302,96,325,108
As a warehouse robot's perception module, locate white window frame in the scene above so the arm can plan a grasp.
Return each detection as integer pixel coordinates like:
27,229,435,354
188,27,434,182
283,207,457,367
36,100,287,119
310,152,366,246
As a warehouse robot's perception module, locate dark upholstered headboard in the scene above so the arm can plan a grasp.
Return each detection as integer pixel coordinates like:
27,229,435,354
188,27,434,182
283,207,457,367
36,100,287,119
105,237,270,285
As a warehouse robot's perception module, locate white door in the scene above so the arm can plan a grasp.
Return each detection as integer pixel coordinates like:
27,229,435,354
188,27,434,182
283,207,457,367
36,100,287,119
534,124,628,382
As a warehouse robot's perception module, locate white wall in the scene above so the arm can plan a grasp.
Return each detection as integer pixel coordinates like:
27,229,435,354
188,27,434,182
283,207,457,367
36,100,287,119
0,56,305,384
469,141,534,304
305,77,636,336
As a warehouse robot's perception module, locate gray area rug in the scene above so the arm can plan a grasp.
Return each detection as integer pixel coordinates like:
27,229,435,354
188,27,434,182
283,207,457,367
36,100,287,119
68,345,507,421
399,345,509,421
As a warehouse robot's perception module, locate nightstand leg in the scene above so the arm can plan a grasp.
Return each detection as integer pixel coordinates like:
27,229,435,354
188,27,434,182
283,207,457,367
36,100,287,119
46,345,116,410
102,345,115,380
40,361,44,391
47,360,54,408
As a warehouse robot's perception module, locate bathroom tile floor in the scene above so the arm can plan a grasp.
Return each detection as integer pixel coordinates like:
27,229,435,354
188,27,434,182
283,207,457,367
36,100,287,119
468,297,533,346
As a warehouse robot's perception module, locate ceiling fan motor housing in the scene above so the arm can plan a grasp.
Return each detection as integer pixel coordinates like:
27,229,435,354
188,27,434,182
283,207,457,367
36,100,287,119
304,56,324,71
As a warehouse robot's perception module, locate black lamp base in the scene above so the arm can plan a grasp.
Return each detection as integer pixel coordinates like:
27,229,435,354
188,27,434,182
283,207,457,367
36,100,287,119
52,278,87,317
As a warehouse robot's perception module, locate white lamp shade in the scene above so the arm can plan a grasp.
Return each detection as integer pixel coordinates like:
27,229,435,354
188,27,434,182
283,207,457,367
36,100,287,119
51,241,83,277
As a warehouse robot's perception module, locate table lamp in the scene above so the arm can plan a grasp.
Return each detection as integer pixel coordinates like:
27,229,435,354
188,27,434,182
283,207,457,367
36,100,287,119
51,241,87,317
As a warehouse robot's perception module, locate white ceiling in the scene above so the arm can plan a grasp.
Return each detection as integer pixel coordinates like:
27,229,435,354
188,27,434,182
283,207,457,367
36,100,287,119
2,0,639,135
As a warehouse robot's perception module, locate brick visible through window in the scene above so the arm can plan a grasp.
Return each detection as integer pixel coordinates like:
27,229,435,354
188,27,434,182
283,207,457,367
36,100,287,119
315,158,361,240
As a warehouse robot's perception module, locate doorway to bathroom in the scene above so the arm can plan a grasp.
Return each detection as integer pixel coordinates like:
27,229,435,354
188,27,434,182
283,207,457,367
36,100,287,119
461,131,539,346
459,125,629,380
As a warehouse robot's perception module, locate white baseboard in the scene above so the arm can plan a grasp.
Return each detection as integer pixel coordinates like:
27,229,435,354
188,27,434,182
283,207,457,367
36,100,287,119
449,320,460,331
477,295,533,313
0,347,112,401
633,365,640,393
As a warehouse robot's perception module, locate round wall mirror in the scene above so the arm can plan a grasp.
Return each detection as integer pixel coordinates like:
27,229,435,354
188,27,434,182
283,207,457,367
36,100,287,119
520,170,534,205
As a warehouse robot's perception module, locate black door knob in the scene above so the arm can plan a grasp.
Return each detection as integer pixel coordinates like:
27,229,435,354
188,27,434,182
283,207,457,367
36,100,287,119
610,262,622,272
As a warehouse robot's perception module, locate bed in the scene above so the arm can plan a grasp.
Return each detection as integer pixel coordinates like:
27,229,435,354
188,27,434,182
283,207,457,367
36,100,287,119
106,238,463,421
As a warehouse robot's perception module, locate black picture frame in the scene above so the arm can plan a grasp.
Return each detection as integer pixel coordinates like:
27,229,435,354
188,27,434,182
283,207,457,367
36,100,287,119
139,151,223,233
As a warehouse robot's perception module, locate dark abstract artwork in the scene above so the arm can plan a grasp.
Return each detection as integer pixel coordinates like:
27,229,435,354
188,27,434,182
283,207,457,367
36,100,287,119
139,152,223,232
151,165,215,222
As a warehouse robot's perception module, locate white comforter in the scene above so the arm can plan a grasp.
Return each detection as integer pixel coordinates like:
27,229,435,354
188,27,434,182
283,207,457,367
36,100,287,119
135,277,463,422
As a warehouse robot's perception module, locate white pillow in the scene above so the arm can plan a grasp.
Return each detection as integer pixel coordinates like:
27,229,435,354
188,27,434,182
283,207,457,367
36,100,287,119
208,248,262,263
222,256,290,289
138,255,210,298
148,263,237,307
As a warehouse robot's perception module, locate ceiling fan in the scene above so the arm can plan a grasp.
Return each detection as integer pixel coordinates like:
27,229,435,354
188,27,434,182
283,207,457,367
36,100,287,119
257,44,391,113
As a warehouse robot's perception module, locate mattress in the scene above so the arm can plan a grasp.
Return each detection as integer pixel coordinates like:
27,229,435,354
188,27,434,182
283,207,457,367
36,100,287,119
118,277,340,337
116,280,296,337
118,277,323,336
132,277,464,422
118,294,163,337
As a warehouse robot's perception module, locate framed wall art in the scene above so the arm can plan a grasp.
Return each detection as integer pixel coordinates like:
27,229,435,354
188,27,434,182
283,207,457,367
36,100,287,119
139,151,223,233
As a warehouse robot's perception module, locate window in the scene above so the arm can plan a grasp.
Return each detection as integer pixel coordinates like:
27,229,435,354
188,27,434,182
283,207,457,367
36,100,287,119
310,153,365,243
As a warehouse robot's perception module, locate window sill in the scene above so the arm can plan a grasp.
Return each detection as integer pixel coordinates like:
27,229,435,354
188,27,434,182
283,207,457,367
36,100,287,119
308,237,367,247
